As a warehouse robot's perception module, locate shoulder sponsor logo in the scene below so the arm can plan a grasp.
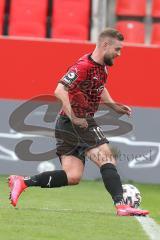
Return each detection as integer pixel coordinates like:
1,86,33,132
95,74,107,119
63,71,78,84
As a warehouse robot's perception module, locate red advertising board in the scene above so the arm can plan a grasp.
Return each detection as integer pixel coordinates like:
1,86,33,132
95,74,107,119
0,38,159,107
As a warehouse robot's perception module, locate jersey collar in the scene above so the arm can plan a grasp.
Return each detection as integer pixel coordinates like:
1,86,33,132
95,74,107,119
88,53,105,67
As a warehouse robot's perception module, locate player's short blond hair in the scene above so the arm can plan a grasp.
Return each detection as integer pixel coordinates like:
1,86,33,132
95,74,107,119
98,28,124,44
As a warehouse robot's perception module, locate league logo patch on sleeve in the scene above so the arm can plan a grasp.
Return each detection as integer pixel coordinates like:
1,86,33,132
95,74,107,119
63,71,78,84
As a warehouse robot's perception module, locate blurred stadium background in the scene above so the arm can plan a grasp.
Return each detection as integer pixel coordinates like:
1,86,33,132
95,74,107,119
0,0,160,183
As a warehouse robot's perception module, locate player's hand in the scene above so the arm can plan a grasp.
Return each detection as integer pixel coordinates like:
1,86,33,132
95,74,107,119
109,103,132,116
72,117,88,128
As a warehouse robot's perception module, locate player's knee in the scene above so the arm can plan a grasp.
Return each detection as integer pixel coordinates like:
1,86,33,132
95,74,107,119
68,177,81,185
67,174,81,185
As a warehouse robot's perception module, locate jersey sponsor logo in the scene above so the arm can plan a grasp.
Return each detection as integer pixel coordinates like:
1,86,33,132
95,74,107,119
63,71,78,84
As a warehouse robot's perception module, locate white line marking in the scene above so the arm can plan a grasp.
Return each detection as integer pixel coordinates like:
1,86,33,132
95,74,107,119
136,216,160,240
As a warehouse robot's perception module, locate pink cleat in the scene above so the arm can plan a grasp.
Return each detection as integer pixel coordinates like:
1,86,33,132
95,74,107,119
8,175,28,207
116,204,149,216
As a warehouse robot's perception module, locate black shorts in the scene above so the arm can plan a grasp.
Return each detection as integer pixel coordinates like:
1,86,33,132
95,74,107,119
55,115,109,164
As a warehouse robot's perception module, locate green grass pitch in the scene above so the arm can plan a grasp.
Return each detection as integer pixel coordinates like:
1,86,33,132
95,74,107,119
0,176,160,240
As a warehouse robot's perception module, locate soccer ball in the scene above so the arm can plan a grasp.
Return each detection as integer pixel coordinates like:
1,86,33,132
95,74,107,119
122,184,141,208
37,161,55,173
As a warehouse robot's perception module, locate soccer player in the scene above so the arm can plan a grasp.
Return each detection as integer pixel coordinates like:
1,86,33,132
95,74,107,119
8,28,149,216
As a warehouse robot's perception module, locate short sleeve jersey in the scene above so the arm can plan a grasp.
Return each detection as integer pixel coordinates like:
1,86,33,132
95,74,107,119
59,53,108,118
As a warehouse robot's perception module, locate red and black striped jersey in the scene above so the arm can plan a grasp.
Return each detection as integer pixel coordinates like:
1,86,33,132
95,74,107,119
59,53,108,117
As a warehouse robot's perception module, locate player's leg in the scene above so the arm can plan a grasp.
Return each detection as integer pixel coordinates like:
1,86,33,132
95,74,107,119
8,169,68,207
75,118,123,205
86,143,123,205
61,155,84,185
21,155,84,187
8,114,83,207
8,155,84,207
86,143,149,216
74,117,123,205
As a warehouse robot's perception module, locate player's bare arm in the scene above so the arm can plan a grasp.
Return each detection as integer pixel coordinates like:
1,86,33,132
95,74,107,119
101,88,132,116
54,83,88,128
